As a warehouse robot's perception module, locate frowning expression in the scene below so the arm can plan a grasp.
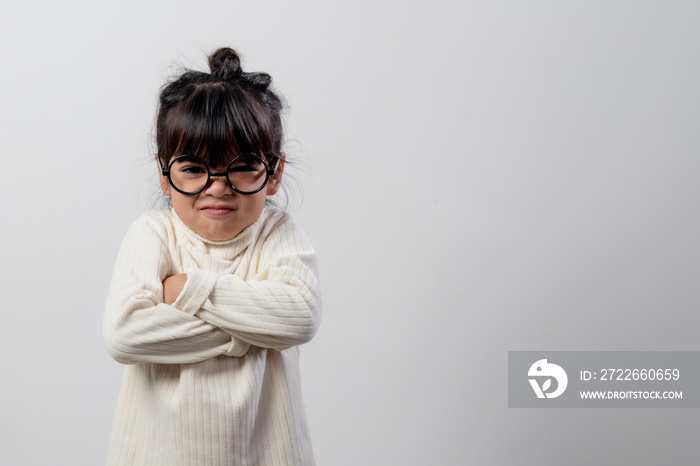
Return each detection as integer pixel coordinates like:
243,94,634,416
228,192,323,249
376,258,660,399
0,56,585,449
159,156,284,241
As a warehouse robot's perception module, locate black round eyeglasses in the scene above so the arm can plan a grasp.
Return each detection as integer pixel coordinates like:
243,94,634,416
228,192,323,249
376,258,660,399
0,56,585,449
159,154,279,195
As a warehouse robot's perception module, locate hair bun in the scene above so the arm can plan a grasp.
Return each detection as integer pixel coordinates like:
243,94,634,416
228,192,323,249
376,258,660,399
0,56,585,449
208,47,272,91
209,47,243,81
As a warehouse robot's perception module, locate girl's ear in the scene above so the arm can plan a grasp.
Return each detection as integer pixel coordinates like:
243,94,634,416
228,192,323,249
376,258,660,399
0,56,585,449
266,154,285,196
160,175,171,196
157,156,171,196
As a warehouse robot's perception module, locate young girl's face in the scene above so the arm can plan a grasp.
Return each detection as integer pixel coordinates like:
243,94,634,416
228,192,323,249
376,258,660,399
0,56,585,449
160,158,284,241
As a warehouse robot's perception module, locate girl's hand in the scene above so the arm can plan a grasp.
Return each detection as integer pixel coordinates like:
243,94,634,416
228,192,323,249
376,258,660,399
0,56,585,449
163,274,187,305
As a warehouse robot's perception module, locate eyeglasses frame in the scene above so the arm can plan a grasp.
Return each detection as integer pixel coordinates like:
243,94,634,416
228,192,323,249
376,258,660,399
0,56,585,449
158,153,279,196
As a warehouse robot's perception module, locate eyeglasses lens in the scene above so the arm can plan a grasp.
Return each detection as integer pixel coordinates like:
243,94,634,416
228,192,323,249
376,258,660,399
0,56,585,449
170,156,209,194
228,155,267,193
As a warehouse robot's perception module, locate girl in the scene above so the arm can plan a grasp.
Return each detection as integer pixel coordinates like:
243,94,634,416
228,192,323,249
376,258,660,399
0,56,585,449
103,47,321,466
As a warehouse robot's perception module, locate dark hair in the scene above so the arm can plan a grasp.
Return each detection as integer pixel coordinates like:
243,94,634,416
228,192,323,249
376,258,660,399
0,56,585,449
156,47,284,170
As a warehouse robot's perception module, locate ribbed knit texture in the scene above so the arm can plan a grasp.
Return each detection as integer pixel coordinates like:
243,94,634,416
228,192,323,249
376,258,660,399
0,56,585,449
103,209,321,466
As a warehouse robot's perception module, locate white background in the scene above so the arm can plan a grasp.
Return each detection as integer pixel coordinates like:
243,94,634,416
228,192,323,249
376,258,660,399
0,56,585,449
1,1,699,464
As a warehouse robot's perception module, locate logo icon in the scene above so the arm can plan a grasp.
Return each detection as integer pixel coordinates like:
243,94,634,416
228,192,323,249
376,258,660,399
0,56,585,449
528,359,568,399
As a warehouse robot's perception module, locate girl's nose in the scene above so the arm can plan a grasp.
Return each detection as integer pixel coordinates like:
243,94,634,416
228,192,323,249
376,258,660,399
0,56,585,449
204,175,234,196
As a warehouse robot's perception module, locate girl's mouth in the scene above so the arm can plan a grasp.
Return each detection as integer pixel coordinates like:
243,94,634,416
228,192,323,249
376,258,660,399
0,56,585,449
201,206,235,216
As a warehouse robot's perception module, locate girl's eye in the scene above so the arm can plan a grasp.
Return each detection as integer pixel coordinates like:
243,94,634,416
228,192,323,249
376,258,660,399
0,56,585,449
179,165,207,174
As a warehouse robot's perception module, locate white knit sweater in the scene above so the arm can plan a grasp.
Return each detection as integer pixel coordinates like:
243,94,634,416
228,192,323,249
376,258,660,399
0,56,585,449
103,209,321,466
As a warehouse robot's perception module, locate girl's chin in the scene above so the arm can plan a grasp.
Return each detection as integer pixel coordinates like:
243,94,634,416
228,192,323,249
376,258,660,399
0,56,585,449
195,222,248,241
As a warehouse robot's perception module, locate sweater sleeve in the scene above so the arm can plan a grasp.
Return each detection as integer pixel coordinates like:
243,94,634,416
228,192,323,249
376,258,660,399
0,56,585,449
103,216,250,365
180,217,322,352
